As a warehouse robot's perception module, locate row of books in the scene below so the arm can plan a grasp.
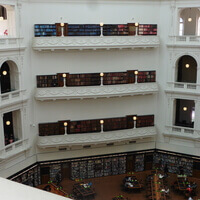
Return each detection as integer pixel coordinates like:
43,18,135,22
36,70,156,88
71,156,126,180
39,115,154,136
153,153,193,176
34,23,157,37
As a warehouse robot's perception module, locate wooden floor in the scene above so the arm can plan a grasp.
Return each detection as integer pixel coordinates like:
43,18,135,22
59,171,200,200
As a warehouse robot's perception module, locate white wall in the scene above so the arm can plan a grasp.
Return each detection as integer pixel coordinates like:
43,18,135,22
2,0,200,178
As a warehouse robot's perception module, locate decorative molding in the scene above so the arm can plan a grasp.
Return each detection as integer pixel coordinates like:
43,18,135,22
0,90,29,110
0,38,26,52
165,82,200,96
37,126,157,148
0,139,29,160
32,36,160,51
164,125,200,141
35,82,158,101
167,36,200,48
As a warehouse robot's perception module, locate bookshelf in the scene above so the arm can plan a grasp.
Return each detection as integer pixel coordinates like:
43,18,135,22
70,155,126,180
103,24,129,36
36,75,58,88
34,24,57,37
138,24,157,35
69,119,101,134
34,23,157,37
68,24,100,36
136,115,154,128
36,70,156,88
135,154,144,172
103,72,128,85
137,71,156,83
67,73,100,86
104,158,112,176
39,123,60,136
153,152,193,176
38,114,155,136
50,164,61,182
103,117,128,132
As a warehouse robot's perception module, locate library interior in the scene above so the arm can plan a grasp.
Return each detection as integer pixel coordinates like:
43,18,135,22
1,0,200,200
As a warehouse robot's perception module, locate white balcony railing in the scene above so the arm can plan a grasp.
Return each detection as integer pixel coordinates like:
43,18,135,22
33,36,160,51
168,35,200,47
0,139,29,160
37,126,157,148
0,37,25,51
0,90,27,108
35,82,158,101
164,125,200,140
166,82,199,94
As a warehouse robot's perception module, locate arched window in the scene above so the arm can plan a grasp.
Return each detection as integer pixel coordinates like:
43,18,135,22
177,55,197,83
179,8,200,36
0,61,19,94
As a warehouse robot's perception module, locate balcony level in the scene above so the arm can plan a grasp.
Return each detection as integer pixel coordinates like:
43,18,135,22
35,70,157,101
33,23,158,51
37,115,156,148
35,82,158,101
166,82,199,95
167,36,200,47
0,90,28,109
0,37,25,51
33,35,160,51
38,126,156,148
0,139,29,160
164,125,200,141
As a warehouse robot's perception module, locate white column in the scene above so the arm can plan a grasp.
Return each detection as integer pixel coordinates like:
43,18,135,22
0,114,5,147
194,100,200,131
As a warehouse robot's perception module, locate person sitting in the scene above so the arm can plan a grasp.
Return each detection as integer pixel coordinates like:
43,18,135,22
158,173,165,179
191,182,197,189
125,182,133,188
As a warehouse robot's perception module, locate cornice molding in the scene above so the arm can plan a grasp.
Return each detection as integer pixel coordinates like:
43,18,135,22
35,82,158,101
37,126,157,148
33,36,160,51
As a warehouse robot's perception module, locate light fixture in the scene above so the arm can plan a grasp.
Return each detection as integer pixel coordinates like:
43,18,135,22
135,22,139,27
185,64,190,68
100,72,104,77
134,70,138,75
188,8,192,22
183,107,187,111
133,116,137,121
6,121,11,125
0,16,4,21
2,70,7,75
100,120,104,124
100,22,104,37
62,73,67,78
64,122,68,126
60,23,64,27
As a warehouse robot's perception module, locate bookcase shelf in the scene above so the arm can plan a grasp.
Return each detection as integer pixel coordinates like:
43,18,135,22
36,70,155,88
38,114,154,136
34,23,157,37
70,155,126,180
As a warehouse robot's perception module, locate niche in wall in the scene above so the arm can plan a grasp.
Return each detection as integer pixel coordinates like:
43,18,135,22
175,99,195,128
177,55,197,83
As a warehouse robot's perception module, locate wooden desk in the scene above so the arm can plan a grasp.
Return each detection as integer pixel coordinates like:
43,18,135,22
73,182,95,199
38,183,68,197
177,177,189,191
124,176,142,190
151,174,166,200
